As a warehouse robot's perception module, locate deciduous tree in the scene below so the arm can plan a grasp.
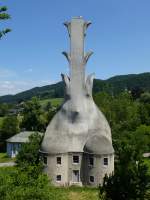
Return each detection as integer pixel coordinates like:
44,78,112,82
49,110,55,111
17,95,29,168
21,97,45,131
100,140,150,200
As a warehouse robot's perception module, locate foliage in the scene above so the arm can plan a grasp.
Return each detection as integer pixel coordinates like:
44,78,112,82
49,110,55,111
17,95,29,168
100,140,150,200
0,103,10,117
40,98,63,108
144,159,150,175
0,115,20,151
0,116,4,127
0,167,100,200
131,125,150,153
0,5,11,38
0,166,63,200
94,91,141,138
16,132,43,170
21,97,46,132
0,153,15,163
138,94,150,125
140,92,150,104
95,91,150,200
0,115,20,140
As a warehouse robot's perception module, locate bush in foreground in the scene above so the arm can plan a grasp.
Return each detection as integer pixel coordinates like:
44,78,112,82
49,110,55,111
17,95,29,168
99,140,150,200
0,166,68,200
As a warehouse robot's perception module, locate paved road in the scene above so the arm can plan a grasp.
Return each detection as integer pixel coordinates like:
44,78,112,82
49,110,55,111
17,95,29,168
0,162,16,167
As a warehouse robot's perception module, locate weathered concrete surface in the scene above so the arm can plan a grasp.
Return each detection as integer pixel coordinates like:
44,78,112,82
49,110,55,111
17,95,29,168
41,17,114,186
41,17,113,154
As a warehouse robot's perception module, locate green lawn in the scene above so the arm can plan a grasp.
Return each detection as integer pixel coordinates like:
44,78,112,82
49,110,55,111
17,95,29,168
40,98,63,107
0,153,15,163
54,187,99,200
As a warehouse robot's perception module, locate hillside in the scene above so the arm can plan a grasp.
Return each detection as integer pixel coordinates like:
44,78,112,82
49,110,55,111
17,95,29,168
0,72,150,104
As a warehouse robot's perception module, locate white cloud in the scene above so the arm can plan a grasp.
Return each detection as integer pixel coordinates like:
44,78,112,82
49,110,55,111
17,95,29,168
0,67,56,96
0,80,53,96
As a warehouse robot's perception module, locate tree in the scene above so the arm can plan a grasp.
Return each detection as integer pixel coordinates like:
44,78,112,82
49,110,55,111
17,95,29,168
21,97,45,131
44,101,52,111
0,115,20,151
16,132,43,170
0,5,11,38
0,115,20,139
0,103,9,117
94,91,141,139
132,125,150,153
140,92,150,104
138,93,150,125
100,140,150,200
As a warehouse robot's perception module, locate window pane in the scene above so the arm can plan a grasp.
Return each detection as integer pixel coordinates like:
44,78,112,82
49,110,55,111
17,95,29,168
104,157,108,165
57,157,61,164
89,157,94,166
56,175,61,181
90,176,94,182
73,155,79,163
43,156,47,165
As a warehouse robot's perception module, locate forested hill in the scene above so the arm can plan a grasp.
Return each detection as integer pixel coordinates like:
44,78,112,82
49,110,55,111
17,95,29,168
0,72,150,103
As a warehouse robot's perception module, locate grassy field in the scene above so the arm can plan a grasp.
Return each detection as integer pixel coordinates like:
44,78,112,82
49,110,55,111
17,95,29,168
0,166,99,200
40,98,63,107
0,153,15,163
54,187,99,200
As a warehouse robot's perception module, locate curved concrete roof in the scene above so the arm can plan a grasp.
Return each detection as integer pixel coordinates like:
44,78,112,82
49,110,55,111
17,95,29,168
41,100,114,155
84,135,114,154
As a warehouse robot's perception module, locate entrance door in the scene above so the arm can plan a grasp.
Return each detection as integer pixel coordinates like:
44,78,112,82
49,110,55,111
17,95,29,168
72,170,79,182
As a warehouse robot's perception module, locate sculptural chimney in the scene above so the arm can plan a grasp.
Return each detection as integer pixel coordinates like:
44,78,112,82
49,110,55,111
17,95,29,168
63,17,93,111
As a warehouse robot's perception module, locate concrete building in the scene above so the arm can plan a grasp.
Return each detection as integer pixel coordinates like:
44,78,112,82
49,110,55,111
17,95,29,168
41,17,114,186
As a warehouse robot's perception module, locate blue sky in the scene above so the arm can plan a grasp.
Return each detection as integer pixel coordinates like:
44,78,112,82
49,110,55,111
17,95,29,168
0,0,150,95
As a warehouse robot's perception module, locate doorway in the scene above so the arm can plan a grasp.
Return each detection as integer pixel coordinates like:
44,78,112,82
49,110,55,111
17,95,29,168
72,170,80,182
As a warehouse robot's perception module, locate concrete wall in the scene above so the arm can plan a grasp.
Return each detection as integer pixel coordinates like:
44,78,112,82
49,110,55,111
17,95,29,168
44,153,69,186
44,152,114,186
81,153,114,186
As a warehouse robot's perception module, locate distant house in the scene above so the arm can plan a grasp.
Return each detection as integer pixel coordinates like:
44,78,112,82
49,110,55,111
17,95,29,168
6,131,43,158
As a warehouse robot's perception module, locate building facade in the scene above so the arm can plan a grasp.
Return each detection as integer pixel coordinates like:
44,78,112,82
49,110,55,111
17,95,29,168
41,17,114,186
